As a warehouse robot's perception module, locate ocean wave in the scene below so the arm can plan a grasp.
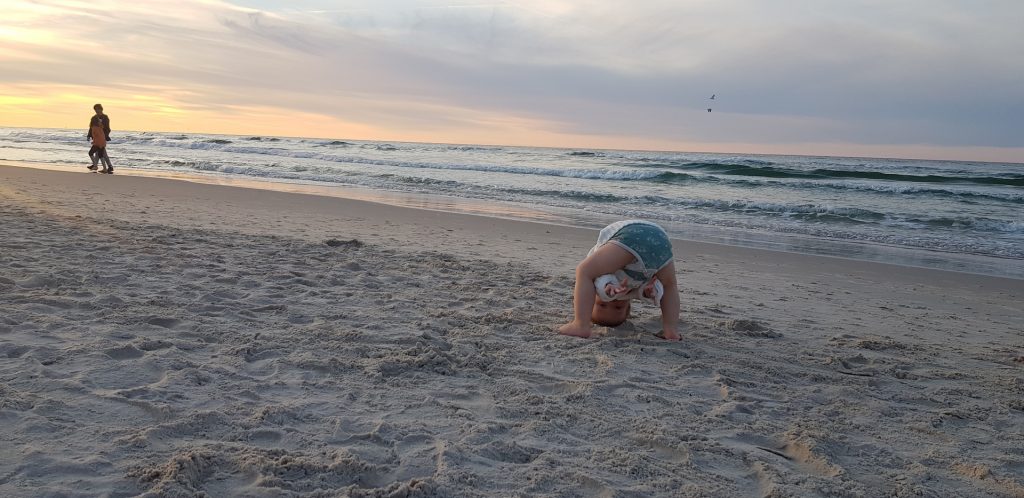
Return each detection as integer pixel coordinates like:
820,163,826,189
478,183,1020,235
367,173,896,226
447,145,503,152
124,139,683,181
905,217,1024,233
717,177,1024,204
385,175,891,224
684,199,888,223
669,162,1024,187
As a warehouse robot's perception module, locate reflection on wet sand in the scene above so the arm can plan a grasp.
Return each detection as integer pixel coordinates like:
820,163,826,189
3,160,564,223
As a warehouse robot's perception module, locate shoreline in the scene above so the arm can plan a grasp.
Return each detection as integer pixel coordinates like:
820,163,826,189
3,160,1021,280
2,162,1021,496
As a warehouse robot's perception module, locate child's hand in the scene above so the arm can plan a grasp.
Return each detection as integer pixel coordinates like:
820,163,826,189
558,321,592,338
604,277,630,298
642,280,658,299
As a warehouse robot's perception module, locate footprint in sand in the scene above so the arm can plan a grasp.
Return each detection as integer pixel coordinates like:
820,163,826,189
145,317,182,329
105,345,145,360
247,429,284,445
137,340,173,351
710,401,757,421
722,432,842,479
474,440,543,464
3,344,31,358
717,318,782,338
534,380,586,396
826,353,880,378
287,314,315,325
16,274,64,289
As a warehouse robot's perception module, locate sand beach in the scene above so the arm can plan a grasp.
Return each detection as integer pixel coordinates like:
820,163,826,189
1,163,1021,497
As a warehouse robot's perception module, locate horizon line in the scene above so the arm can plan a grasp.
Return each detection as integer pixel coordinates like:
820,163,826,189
3,124,1022,166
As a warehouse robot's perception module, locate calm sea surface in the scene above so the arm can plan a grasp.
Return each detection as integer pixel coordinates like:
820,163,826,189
2,127,1022,278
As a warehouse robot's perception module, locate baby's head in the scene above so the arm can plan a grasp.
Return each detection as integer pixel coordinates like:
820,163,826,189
591,297,630,327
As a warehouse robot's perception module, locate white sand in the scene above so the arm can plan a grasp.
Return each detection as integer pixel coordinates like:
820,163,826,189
1,164,1022,497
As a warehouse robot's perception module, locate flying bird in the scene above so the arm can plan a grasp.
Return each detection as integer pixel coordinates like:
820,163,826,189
710,94,716,100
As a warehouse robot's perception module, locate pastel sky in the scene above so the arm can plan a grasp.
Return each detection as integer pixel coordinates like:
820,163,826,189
2,0,1022,162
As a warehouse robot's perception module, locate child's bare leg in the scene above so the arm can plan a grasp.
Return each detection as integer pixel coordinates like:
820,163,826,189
654,261,681,341
558,244,634,338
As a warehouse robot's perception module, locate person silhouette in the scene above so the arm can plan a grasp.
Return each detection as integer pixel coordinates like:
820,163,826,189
86,103,113,173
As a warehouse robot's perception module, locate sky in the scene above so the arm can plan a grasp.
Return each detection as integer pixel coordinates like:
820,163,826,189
1,0,1022,162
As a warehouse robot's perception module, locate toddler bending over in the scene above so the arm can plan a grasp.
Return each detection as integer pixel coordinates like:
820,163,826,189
558,220,680,340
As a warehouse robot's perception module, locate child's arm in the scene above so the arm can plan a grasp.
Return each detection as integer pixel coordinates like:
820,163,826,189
558,243,635,338
654,261,681,341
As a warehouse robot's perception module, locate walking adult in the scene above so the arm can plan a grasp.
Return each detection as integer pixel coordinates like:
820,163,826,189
86,103,113,173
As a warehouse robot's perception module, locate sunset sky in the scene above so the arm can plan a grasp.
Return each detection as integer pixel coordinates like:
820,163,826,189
2,0,1022,162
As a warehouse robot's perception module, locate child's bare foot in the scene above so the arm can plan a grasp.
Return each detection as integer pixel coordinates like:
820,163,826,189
558,322,592,338
655,330,681,341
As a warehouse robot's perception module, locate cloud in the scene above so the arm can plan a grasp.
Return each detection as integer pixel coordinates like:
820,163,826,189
223,0,1024,149
2,0,1023,159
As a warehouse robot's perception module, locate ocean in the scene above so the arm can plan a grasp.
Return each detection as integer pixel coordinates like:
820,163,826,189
2,127,1022,279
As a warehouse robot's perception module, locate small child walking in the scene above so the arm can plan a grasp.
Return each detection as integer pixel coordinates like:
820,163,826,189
558,220,680,340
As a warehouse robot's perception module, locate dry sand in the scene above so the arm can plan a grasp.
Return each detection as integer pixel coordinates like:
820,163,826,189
1,163,1022,497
